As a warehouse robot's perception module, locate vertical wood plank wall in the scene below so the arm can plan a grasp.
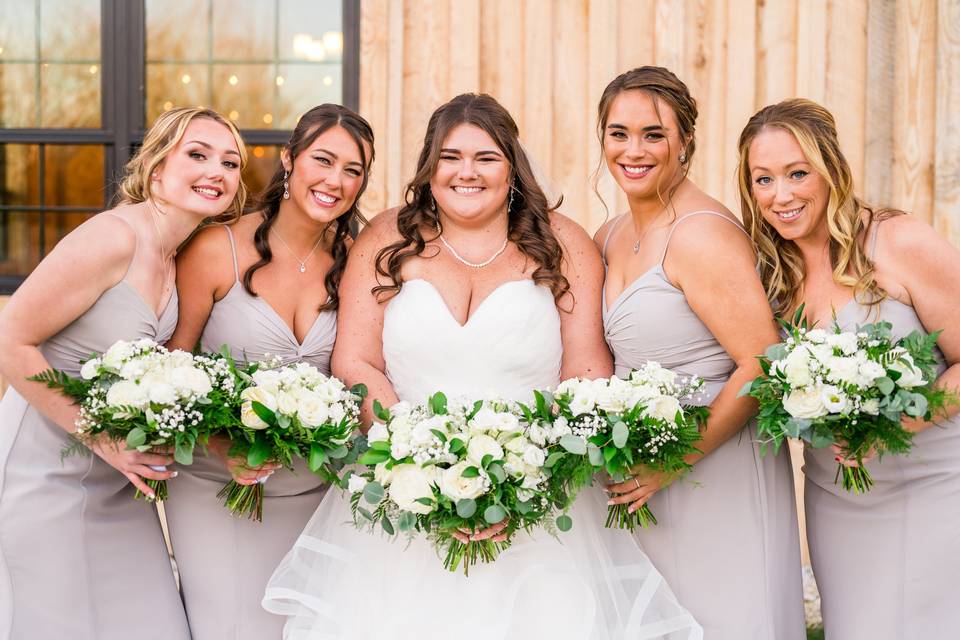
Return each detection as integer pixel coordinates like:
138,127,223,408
358,0,959,243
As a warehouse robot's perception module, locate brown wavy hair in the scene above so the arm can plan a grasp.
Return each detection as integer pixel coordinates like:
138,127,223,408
593,66,698,217
243,104,375,311
374,93,569,300
117,107,248,222
736,98,897,317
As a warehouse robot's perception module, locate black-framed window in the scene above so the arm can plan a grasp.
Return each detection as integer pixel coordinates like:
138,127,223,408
0,0,359,293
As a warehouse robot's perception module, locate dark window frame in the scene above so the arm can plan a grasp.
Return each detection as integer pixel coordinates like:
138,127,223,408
0,0,360,293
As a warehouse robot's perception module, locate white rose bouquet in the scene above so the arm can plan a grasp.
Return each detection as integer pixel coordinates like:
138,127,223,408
348,392,570,575
530,364,708,531
741,307,952,493
30,338,228,501
208,351,365,521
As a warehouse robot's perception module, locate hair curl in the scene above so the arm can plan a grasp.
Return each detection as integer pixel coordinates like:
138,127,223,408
735,98,899,318
243,104,375,311
374,93,568,301
592,66,698,218
117,107,248,222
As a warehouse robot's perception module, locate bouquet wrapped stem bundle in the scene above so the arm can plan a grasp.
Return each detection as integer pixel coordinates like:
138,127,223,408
30,339,231,501
528,363,707,531
209,351,366,521
741,307,953,494
349,393,571,575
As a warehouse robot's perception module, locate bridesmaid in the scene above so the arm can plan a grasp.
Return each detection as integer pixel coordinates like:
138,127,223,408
737,98,960,639
597,66,805,639
0,107,246,640
164,104,374,640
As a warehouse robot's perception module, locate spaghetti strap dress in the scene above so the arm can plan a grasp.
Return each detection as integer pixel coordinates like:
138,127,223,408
164,224,335,640
0,215,188,640
602,211,806,640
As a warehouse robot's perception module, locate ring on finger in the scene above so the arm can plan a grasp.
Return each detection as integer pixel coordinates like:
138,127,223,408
633,477,642,490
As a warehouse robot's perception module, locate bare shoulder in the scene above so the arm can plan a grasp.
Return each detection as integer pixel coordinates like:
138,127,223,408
549,211,599,254
592,214,624,252
54,208,138,270
875,212,958,274
179,222,232,260
668,207,754,272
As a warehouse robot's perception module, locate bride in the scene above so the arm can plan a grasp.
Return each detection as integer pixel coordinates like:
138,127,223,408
262,93,701,640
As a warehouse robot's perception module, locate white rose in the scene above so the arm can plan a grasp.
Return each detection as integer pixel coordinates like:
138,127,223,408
526,422,548,446
105,380,148,409
240,386,278,429
782,387,828,419
251,369,282,394
168,366,212,397
80,358,100,380
438,461,487,501
889,353,924,388
276,390,300,415
644,395,682,423
347,474,368,494
826,332,859,355
297,395,330,426
466,434,504,466
102,341,134,370
820,385,849,414
783,347,814,387
521,443,546,467
147,382,177,406
387,464,436,514
825,356,860,386
596,382,628,413
367,422,389,443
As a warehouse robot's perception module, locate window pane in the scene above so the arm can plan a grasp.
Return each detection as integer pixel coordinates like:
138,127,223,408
244,144,281,199
0,212,40,276
279,0,342,62
145,63,210,123
146,0,209,62
211,64,275,129
40,0,100,61
212,0,275,60
0,2,37,60
44,145,104,207
0,64,38,127
277,63,341,128
0,145,41,207
40,63,100,127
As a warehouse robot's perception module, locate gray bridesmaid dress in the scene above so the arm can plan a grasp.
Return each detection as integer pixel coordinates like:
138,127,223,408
804,219,960,639
164,225,334,640
602,211,806,639
0,218,189,639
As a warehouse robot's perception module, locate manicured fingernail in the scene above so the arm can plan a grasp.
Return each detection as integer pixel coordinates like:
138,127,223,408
607,499,615,506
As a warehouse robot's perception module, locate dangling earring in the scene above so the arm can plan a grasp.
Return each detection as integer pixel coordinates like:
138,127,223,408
283,171,290,200
507,184,516,213
678,152,688,164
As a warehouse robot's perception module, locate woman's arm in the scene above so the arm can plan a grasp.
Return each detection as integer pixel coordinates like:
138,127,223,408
331,212,401,426
166,224,236,352
552,212,614,380
0,213,175,497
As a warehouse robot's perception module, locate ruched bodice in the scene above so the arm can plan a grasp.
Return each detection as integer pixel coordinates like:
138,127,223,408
41,281,177,376
199,226,335,372
382,278,562,403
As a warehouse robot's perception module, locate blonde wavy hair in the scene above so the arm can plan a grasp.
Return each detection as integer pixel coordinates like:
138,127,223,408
736,98,897,318
117,107,248,221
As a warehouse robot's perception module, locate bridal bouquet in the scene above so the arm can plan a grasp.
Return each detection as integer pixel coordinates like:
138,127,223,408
348,393,570,575
741,310,951,493
529,364,708,530
211,353,365,521
30,338,226,501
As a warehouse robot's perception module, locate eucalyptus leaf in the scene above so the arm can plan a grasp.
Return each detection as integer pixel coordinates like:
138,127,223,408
308,444,327,472
359,449,390,465
587,444,603,466
398,511,416,531
174,443,193,466
276,413,291,429
876,376,895,395
556,514,573,532
381,516,395,535
363,481,384,505
456,498,477,518
125,427,146,449
488,463,506,484
328,444,349,459
247,440,272,467
612,421,629,448
483,504,506,524
560,434,587,455
545,451,564,468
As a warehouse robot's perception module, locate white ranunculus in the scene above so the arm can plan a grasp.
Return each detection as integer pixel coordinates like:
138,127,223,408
240,386,278,429
782,387,828,419
889,353,924,388
102,341,135,370
493,411,523,434
367,421,389,443
860,398,880,415
521,443,546,467
373,462,393,486
827,332,859,355
347,474,368,494
438,461,487,501
169,365,212,397
644,395,682,423
466,434,504,466
105,380,148,409
80,358,100,380
297,394,330,427
783,347,814,387
387,464,436,514
526,422,548,446
825,356,860,386
820,385,849,414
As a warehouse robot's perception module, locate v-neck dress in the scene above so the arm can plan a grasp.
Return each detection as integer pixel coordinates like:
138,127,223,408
163,224,335,640
803,219,960,639
0,218,188,640
602,211,806,640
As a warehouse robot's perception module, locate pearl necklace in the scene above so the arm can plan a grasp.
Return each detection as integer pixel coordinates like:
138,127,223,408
437,229,509,269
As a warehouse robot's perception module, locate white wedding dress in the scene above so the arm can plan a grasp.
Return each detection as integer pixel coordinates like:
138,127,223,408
262,278,702,639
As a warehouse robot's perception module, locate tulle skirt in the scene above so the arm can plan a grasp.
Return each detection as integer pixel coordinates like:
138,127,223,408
262,486,702,640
